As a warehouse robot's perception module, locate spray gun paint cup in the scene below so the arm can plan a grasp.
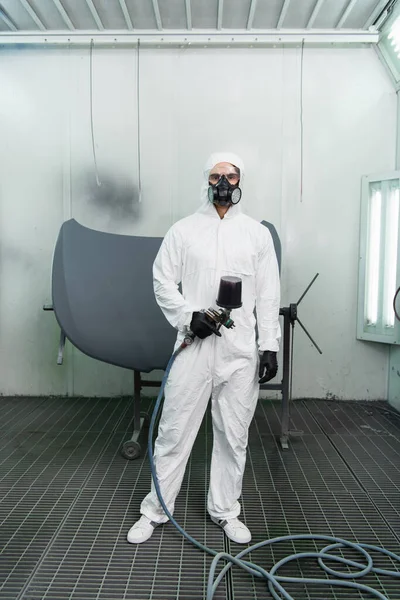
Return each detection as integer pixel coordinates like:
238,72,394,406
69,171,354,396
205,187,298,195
216,276,242,310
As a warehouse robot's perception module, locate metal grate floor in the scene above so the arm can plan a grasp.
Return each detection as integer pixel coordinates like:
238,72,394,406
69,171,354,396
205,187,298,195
0,396,399,599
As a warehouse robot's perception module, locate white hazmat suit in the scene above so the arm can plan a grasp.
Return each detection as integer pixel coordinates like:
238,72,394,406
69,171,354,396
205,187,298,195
140,152,281,523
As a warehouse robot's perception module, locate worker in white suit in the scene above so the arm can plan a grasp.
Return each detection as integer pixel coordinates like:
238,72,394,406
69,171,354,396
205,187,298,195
127,152,281,544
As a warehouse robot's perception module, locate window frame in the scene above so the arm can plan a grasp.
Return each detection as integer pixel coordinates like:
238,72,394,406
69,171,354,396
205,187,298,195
357,170,400,344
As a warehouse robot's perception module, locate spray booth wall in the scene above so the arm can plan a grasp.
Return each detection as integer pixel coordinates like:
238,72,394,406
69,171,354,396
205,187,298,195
0,45,395,399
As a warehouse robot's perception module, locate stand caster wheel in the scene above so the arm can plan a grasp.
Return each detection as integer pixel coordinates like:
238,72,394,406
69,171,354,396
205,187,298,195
121,440,141,460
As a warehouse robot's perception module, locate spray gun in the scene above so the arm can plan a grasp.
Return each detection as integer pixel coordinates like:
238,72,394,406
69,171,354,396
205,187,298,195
182,276,242,347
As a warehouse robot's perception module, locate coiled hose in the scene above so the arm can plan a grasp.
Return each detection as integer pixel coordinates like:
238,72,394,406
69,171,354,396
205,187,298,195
148,346,400,600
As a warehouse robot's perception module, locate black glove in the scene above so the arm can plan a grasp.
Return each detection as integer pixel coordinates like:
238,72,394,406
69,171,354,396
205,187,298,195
190,311,221,339
258,351,278,384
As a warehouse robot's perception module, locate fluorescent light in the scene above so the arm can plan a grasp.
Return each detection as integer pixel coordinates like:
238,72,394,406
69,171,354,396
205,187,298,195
389,16,400,44
383,187,399,328
365,189,382,326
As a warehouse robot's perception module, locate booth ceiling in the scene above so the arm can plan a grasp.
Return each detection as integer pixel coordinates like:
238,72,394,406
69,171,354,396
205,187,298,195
0,0,394,36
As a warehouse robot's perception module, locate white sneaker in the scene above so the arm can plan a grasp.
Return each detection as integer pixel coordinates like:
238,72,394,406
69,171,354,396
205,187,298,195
211,516,251,544
127,515,159,544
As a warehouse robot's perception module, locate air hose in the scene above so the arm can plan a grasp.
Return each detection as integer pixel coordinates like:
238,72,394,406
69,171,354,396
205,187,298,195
148,345,400,600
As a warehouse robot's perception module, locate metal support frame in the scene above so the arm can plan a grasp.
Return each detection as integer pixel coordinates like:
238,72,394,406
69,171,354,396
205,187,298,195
51,0,75,30
43,301,157,458
44,295,315,455
130,371,157,449
337,0,359,28
364,0,393,29
123,303,303,458
373,43,399,89
277,0,292,29
121,371,162,459
217,0,224,30
85,0,104,30
43,270,317,456
43,304,66,365
247,0,258,29
152,0,162,30
43,301,153,457
396,85,400,169
185,0,192,30
118,0,133,30
260,306,296,450
19,0,45,30
261,274,322,450
0,29,379,46
281,307,292,449
0,8,17,31
57,330,66,365
307,0,326,29
133,371,142,439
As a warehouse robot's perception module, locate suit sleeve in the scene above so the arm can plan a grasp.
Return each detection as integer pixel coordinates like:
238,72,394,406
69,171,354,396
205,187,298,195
153,226,193,332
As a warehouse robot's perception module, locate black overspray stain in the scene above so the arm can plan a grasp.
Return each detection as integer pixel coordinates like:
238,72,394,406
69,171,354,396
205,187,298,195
83,171,142,222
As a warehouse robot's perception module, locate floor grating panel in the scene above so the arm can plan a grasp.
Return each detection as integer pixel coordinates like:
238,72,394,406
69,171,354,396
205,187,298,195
0,397,399,599
305,399,400,437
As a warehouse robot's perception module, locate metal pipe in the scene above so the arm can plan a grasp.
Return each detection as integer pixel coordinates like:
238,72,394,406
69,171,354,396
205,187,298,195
0,29,379,46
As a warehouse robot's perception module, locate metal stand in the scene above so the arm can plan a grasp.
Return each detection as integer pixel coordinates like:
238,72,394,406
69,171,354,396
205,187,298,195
120,372,161,460
261,275,322,450
281,306,292,449
44,302,158,460
43,304,66,365
261,306,297,449
45,274,321,459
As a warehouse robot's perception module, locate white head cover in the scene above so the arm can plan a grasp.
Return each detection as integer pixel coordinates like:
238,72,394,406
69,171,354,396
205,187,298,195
198,152,245,215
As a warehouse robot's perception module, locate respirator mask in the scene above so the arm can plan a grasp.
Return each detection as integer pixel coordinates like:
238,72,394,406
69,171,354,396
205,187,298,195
208,174,242,207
